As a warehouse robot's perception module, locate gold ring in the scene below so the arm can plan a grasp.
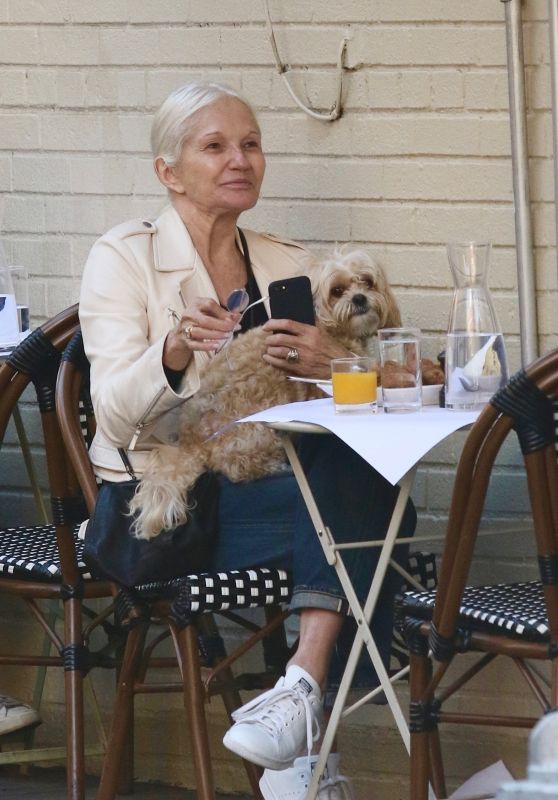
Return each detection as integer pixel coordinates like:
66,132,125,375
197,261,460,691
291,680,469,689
286,347,299,363
184,324,194,340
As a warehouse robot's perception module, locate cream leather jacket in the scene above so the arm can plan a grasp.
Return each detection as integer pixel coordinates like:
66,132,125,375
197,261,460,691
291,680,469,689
80,205,313,481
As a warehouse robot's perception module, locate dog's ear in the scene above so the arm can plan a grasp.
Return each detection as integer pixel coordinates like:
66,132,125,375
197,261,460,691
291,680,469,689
384,285,402,327
374,261,402,328
304,257,325,299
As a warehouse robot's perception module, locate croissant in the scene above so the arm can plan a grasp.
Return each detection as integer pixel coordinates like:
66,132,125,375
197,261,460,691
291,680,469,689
421,358,445,385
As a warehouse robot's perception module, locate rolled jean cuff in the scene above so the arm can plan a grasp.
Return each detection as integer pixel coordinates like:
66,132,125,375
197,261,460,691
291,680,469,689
289,587,350,615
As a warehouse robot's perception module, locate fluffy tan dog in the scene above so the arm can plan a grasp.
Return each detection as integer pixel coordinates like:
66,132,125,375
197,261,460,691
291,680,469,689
129,248,401,540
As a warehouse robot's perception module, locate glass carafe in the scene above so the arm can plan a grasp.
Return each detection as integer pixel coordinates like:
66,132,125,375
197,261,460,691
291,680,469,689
444,242,508,410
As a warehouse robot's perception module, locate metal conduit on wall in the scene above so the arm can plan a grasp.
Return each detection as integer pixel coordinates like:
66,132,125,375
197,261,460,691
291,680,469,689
549,0,558,295
501,0,539,365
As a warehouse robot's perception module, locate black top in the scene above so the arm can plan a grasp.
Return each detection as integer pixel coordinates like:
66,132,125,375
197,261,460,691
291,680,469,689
165,228,266,389
237,228,268,334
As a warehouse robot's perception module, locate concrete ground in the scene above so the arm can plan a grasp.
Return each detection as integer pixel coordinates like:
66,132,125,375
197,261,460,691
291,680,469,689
0,767,253,799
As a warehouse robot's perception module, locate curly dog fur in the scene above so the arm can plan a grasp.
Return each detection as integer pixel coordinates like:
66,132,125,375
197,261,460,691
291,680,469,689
129,247,401,539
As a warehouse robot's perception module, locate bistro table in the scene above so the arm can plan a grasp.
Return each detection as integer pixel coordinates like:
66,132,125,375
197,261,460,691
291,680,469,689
238,396,480,799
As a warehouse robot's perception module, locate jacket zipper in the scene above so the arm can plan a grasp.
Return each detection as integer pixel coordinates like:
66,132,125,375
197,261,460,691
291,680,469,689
128,386,166,450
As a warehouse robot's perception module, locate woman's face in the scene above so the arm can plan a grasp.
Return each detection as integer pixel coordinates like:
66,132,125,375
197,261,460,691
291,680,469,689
164,96,266,218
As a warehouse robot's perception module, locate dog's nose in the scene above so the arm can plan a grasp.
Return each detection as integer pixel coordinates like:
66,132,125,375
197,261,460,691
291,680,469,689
351,294,368,308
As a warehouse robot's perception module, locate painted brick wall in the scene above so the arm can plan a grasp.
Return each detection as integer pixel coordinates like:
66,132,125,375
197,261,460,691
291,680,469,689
0,1,555,795
1,1,550,526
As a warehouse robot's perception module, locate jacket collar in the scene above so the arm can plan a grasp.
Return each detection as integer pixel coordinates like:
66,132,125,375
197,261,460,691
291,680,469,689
150,204,273,316
151,205,200,273
151,205,248,273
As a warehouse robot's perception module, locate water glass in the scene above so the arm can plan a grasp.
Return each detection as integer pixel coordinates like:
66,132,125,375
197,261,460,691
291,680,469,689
378,328,422,413
0,267,19,348
8,266,29,334
331,357,378,413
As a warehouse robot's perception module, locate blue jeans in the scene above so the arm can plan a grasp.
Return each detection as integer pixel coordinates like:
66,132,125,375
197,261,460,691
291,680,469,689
212,433,416,696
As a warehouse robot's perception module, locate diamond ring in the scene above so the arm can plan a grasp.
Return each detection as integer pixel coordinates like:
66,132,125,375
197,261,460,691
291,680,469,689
286,347,299,363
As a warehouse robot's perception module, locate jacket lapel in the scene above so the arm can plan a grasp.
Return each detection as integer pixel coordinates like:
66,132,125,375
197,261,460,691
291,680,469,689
151,205,219,311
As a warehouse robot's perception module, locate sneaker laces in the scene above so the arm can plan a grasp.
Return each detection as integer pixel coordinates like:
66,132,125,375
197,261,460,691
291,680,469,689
231,683,321,758
318,773,355,800
0,695,25,713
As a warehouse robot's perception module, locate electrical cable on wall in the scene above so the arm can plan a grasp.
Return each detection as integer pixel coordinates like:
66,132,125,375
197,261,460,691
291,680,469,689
263,0,348,121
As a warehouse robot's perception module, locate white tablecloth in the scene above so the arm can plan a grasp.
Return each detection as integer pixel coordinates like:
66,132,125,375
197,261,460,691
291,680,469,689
238,397,481,485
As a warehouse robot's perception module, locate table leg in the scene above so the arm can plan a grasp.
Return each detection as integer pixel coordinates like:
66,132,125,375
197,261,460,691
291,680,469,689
279,432,415,799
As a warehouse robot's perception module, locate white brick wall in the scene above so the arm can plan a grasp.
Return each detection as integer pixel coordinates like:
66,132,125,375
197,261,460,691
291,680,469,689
1,6,551,346
1,1,556,794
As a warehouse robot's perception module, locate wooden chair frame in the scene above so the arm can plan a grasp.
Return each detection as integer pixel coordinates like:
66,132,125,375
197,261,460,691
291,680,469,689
0,304,115,800
400,347,558,800
56,329,294,800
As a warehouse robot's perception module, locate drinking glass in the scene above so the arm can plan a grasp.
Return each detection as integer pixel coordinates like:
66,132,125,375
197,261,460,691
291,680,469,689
444,242,508,410
8,266,29,334
0,267,20,348
331,357,377,413
378,328,422,413
445,332,507,410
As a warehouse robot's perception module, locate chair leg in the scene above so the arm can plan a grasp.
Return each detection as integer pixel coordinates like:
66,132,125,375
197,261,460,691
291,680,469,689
428,729,446,800
96,623,148,800
114,632,134,795
194,614,263,799
214,664,263,798
219,685,263,799
552,657,558,707
262,605,290,674
173,622,216,800
409,650,433,800
64,598,86,800
64,670,85,800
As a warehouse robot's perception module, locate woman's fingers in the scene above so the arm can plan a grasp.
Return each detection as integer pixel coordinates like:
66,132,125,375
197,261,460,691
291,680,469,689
163,297,240,370
263,322,350,379
181,321,230,343
182,297,239,336
179,297,242,349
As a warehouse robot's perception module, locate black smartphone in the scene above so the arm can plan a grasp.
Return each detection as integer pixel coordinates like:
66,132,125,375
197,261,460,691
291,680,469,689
268,276,315,326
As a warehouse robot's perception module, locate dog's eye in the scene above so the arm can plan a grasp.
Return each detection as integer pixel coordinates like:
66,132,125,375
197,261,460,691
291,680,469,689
331,286,345,298
361,277,375,289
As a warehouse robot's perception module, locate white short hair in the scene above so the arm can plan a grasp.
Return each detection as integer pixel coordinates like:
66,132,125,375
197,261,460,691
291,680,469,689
151,80,256,166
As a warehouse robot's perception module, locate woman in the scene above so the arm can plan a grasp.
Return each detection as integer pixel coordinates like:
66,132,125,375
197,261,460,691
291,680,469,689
80,80,416,799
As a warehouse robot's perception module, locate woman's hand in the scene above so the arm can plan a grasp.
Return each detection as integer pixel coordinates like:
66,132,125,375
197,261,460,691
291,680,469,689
163,297,240,372
262,318,351,380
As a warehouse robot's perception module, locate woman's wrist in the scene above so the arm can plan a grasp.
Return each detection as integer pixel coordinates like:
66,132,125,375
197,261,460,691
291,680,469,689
162,330,193,372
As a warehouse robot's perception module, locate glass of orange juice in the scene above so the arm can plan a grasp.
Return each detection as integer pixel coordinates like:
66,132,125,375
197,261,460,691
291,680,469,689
331,357,378,413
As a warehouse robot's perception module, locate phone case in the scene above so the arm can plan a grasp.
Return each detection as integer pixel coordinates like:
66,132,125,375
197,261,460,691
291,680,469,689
268,276,315,325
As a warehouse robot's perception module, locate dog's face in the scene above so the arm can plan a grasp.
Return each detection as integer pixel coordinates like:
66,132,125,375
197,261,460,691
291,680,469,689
310,249,401,340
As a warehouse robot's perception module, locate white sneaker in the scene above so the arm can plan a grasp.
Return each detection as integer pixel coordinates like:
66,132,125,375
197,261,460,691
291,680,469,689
0,695,40,736
223,665,323,770
260,753,355,800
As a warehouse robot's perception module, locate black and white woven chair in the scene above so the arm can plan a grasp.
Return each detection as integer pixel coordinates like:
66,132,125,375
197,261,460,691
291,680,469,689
0,304,115,800
396,348,558,800
56,329,295,800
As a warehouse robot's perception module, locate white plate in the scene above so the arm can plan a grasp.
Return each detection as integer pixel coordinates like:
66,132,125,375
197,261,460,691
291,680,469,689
422,384,443,406
288,378,442,406
288,376,334,396
288,376,331,385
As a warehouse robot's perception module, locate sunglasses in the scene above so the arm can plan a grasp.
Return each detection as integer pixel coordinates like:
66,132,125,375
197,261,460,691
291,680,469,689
216,289,269,366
